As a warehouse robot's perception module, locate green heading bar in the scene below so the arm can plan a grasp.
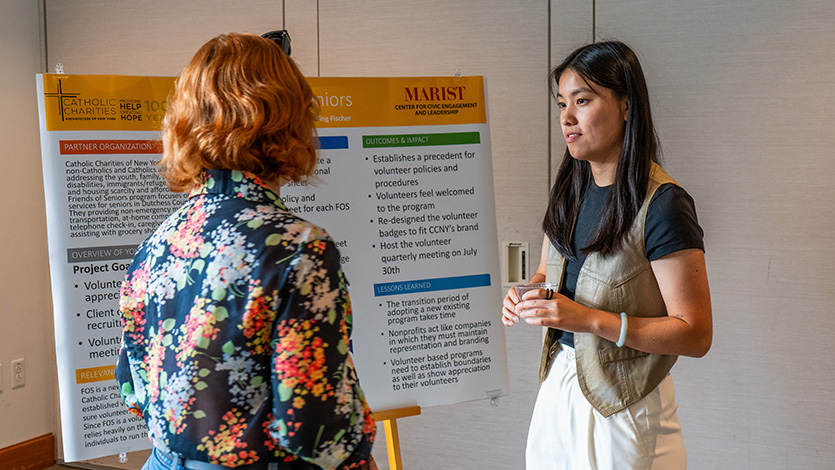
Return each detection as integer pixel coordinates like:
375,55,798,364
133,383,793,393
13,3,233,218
362,131,480,148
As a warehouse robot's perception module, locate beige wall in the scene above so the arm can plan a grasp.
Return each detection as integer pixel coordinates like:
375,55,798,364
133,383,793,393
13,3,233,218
2,0,834,468
0,0,56,451
595,1,835,467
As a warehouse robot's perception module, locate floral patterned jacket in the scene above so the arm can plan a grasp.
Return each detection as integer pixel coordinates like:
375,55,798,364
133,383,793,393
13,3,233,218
115,169,375,469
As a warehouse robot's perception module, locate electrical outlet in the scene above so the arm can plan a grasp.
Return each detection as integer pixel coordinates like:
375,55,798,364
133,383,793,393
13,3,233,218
11,358,24,389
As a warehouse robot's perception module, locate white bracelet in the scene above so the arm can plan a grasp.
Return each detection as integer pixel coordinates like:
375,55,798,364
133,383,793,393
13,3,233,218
616,312,628,348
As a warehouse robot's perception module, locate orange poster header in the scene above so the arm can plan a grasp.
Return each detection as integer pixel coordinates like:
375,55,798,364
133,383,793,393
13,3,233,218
76,365,115,384
41,74,175,132
307,76,486,128
41,74,486,131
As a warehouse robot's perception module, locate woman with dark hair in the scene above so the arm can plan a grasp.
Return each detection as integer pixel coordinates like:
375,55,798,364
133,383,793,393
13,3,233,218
502,41,712,469
116,32,376,470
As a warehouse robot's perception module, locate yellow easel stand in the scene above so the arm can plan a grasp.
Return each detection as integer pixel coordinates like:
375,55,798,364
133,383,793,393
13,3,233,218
372,406,421,470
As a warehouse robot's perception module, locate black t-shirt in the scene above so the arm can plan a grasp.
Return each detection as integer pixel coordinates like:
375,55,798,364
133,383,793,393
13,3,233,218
556,179,704,347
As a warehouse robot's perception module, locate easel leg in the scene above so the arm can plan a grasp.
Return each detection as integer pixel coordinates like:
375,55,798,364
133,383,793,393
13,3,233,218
373,406,419,470
384,419,402,470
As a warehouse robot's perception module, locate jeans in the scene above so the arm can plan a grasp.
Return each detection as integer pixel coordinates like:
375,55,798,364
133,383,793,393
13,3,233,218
141,447,186,470
141,447,309,470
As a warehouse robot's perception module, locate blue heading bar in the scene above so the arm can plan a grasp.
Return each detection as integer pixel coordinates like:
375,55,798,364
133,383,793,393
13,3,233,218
373,273,491,297
318,136,349,150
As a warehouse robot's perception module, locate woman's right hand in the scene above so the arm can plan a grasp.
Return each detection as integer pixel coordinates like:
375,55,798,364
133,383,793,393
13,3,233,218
502,287,522,326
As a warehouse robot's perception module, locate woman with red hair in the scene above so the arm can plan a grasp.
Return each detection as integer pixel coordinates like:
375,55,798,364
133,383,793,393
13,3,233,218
116,32,376,470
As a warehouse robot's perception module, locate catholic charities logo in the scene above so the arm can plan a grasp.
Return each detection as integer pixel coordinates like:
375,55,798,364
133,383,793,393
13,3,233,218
44,78,117,122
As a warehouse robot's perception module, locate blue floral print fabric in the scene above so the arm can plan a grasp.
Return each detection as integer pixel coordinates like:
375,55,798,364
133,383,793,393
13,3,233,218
115,169,375,469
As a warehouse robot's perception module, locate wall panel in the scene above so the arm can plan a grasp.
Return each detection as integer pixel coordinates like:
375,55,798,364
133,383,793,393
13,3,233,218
45,0,286,76
0,0,56,451
285,0,320,77
596,1,835,468
550,0,595,178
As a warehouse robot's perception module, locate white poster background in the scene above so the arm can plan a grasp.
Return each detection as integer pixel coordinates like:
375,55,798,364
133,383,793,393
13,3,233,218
284,98,509,410
35,128,164,463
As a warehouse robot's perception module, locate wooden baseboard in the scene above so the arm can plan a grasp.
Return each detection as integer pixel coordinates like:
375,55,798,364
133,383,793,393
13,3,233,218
0,434,55,470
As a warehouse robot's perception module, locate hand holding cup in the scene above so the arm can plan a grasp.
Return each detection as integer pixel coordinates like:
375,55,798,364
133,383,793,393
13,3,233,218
502,282,558,326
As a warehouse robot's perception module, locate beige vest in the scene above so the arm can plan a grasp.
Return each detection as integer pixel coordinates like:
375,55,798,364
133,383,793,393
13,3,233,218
538,163,678,417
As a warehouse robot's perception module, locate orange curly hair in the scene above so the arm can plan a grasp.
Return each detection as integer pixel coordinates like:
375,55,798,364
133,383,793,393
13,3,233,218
159,32,319,192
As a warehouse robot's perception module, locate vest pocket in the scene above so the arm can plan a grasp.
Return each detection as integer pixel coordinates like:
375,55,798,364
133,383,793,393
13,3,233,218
598,346,648,364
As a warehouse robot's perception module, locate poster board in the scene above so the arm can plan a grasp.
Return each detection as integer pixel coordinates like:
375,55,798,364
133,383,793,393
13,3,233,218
37,73,508,462
295,77,509,411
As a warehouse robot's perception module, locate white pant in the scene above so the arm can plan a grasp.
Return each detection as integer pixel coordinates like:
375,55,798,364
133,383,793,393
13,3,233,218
525,345,686,470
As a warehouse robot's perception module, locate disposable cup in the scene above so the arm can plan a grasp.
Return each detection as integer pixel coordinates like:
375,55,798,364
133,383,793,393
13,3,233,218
514,282,559,299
